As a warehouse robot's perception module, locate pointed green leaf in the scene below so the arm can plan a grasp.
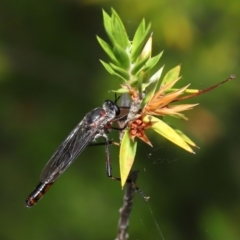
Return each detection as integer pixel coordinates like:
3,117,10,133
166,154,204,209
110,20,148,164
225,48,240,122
100,60,115,74
109,63,129,81
96,36,119,65
111,72,129,81
131,55,150,75
119,129,137,187
165,88,198,94
132,19,145,52
112,88,129,93
131,22,152,62
102,10,115,45
113,44,130,69
161,65,181,86
140,52,162,73
111,8,129,49
100,60,126,81
146,115,194,153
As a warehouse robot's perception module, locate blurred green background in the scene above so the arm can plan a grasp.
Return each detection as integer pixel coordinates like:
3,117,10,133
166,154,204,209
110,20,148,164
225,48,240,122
0,0,240,239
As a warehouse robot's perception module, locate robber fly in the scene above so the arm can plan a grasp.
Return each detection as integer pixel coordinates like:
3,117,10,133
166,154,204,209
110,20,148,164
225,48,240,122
26,99,126,207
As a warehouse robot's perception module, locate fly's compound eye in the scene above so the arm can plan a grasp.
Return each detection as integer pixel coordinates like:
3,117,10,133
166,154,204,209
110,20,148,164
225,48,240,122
113,104,120,116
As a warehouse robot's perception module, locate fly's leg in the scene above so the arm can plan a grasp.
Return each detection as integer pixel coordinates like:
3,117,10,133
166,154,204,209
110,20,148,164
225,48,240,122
104,138,149,201
105,137,115,179
111,125,127,131
87,140,119,147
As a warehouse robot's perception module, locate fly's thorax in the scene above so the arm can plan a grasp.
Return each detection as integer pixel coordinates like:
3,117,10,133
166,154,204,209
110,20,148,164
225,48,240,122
86,108,106,125
103,100,120,120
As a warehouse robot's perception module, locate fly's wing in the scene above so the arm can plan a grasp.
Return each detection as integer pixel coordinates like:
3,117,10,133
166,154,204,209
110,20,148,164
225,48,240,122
117,93,131,124
114,93,131,136
40,118,99,184
120,93,131,108
111,94,131,124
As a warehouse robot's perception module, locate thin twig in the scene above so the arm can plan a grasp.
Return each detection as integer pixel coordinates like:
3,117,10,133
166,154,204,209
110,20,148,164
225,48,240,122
115,171,139,240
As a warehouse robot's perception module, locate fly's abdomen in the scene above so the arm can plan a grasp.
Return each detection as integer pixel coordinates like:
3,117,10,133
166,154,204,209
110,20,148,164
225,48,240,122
26,182,53,208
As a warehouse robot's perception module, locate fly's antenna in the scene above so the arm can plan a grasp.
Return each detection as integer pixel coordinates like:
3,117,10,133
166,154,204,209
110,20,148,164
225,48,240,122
114,93,121,104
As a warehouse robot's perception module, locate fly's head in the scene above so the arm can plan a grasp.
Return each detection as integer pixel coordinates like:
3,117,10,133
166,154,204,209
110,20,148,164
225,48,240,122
103,100,120,120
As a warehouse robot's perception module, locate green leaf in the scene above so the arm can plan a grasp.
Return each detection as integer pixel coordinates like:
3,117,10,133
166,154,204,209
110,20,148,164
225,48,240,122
132,19,145,52
100,60,127,81
113,44,130,69
96,36,119,65
111,8,129,49
131,55,150,76
140,52,163,73
163,88,200,95
119,129,137,187
131,22,152,62
109,63,129,81
146,115,194,153
112,88,129,93
102,10,115,45
161,65,181,86
100,60,115,74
